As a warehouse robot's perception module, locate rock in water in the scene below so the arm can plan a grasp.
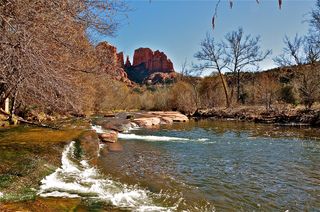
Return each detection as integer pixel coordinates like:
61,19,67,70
133,117,162,128
107,143,123,152
77,130,100,166
98,130,118,143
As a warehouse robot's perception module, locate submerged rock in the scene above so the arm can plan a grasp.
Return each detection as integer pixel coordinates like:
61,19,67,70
77,130,100,165
107,142,123,152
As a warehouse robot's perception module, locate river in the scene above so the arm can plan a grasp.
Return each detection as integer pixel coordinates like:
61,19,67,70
0,120,320,211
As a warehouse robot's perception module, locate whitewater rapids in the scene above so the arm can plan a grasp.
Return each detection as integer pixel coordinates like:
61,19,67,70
38,141,177,211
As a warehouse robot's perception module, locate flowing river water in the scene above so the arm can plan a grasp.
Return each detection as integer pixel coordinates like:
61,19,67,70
0,119,320,211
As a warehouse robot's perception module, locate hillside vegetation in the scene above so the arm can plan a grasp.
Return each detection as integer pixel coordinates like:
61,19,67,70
1,0,320,125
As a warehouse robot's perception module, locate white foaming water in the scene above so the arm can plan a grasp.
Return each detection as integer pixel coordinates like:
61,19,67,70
124,122,140,133
118,133,190,142
118,133,210,143
91,125,105,134
38,141,176,211
93,124,210,144
98,143,106,156
197,138,210,142
91,123,140,134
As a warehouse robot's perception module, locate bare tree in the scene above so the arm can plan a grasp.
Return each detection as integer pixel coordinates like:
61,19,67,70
223,28,271,103
274,35,304,66
274,35,320,109
180,58,193,78
273,34,320,66
178,59,201,110
0,0,128,117
297,66,320,108
194,34,230,107
309,0,320,33
255,74,280,111
275,0,320,67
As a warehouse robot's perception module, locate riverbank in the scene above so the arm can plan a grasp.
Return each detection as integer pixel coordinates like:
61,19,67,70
192,106,320,127
2,105,320,130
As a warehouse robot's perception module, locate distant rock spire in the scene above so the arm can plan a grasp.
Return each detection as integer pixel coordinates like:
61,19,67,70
125,55,131,68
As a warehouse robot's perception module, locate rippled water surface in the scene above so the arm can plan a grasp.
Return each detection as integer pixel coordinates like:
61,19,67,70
1,120,320,211
100,120,320,211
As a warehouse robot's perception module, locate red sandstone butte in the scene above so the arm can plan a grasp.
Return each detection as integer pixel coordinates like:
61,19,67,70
95,42,176,85
132,48,174,73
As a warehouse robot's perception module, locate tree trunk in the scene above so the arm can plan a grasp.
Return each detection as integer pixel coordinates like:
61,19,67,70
4,98,10,114
9,88,18,124
192,83,200,110
10,89,18,116
217,71,230,108
237,69,240,102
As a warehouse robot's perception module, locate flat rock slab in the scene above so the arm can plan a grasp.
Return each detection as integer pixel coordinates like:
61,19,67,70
98,130,118,143
133,117,161,128
159,116,173,124
132,111,188,128
147,111,189,122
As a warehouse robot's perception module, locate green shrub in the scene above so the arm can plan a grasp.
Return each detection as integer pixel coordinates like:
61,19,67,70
279,85,297,105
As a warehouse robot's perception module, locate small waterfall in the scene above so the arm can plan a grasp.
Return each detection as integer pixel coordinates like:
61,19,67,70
38,141,177,211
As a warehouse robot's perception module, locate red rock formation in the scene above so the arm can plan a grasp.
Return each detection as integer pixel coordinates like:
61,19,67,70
132,48,174,73
133,48,153,66
96,42,118,66
95,43,175,85
95,42,133,86
125,48,176,84
144,72,177,85
117,52,124,68
125,56,131,68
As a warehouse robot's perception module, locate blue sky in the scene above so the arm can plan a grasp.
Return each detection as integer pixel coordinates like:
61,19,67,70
102,0,316,73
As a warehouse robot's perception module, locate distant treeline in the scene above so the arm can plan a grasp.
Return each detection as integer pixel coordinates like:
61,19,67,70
1,0,320,121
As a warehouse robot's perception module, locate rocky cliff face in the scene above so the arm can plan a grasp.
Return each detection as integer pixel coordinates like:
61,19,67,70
124,48,176,84
95,42,133,86
116,52,124,68
95,43,176,85
96,42,118,66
